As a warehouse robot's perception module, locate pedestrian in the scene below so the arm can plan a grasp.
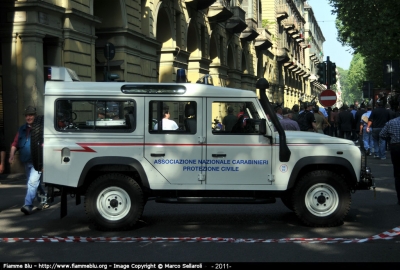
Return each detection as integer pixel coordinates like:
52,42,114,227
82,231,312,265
297,102,317,132
354,100,359,110
385,104,396,150
366,100,393,159
154,110,179,130
291,104,300,122
355,103,367,150
9,106,47,215
319,106,328,118
379,113,400,205
280,108,300,131
222,106,237,132
274,103,283,120
337,104,354,140
313,105,326,134
350,104,358,141
324,107,332,135
360,105,374,155
386,103,396,119
0,132,6,174
329,107,338,137
396,104,400,118
237,106,245,118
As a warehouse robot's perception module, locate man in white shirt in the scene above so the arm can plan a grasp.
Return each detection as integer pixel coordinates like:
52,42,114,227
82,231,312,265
154,110,179,130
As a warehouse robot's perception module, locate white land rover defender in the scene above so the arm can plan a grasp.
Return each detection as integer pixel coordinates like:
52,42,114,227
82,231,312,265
31,67,374,230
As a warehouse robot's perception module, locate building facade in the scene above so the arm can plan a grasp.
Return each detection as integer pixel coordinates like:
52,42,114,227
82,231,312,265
0,0,325,172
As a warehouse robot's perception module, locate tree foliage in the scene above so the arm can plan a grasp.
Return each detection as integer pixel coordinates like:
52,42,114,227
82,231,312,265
328,0,400,89
339,53,366,104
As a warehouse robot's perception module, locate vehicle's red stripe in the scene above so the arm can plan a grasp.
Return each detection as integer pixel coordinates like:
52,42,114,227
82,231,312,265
56,143,332,153
76,143,143,146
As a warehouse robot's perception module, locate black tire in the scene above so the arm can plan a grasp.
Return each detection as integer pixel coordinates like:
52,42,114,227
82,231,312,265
85,173,144,231
293,170,351,227
31,115,44,171
280,190,294,211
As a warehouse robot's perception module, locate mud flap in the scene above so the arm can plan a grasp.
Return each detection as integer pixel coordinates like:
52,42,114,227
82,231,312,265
76,195,81,205
60,187,67,219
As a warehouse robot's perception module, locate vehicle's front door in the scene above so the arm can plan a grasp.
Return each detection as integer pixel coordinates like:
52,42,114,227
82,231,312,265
205,98,272,185
144,97,204,185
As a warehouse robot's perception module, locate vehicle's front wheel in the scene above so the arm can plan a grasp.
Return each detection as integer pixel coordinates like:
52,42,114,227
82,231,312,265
293,170,351,227
85,173,144,231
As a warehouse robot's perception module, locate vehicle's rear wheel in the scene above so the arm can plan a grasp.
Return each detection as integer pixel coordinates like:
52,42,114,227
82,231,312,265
293,170,351,227
31,115,44,171
85,173,144,231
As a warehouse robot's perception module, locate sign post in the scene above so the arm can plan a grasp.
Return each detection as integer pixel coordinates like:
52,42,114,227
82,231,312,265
319,89,337,107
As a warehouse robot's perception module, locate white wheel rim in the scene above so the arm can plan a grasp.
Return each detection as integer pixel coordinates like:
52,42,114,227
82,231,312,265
96,187,131,221
305,183,339,217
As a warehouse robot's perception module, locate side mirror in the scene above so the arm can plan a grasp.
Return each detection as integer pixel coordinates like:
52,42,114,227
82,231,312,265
259,119,267,135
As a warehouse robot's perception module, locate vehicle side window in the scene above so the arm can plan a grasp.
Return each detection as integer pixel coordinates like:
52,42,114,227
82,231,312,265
55,99,136,132
149,101,197,134
211,101,260,134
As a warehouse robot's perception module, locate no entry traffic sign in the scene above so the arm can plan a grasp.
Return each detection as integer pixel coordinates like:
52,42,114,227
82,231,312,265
319,89,337,107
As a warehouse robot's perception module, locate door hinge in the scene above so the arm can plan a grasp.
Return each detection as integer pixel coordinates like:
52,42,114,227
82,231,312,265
268,174,275,182
198,173,206,183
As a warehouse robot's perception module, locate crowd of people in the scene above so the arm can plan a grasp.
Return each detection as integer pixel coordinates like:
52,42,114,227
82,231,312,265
275,99,400,205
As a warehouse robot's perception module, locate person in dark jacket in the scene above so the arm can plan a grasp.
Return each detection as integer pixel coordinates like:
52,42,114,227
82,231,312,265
291,104,300,122
280,108,300,131
379,112,400,205
337,105,354,140
0,132,6,174
297,102,317,132
329,107,339,137
9,106,46,215
385,104,397,150
366,101,393,159
222,106,237,132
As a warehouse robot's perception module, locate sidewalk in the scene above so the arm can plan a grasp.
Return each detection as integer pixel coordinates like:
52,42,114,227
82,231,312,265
0,172,26,183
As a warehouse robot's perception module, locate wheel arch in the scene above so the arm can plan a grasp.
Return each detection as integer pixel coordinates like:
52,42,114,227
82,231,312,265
77,157,150,192
287,156,357,189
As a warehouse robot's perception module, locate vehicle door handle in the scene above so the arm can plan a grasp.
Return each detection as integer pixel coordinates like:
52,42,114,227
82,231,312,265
151,153,165,157
212,154,226,157
63,157,70,162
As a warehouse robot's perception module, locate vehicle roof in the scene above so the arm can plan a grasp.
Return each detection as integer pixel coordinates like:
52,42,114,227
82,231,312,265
44,82,258,98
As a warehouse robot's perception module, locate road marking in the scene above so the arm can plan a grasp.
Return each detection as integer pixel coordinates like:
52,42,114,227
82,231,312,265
1,227,400,243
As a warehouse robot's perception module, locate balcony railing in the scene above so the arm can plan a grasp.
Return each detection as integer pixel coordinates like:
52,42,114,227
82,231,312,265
277,41,290,62
208,0,233,23
276,4,289,19
255,29,273,50
226,5,247,33
282,17,295,29
240,18,259,41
